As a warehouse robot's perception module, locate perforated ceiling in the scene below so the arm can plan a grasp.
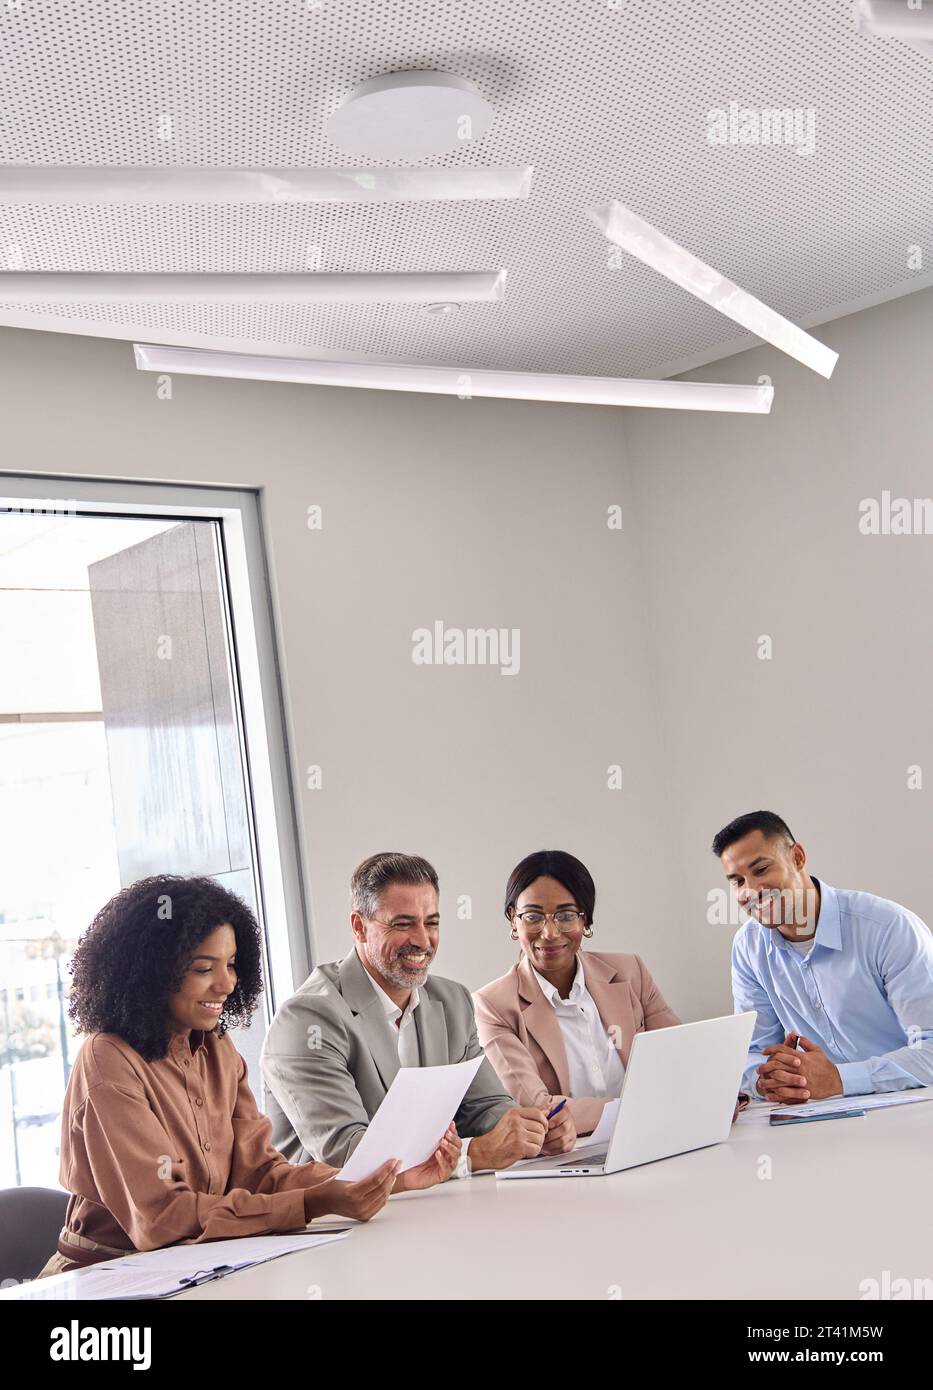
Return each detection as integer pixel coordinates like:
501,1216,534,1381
1,0,932,377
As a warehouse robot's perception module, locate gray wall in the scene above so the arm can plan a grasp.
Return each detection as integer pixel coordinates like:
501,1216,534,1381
0,326,679,1009
624,285,933,1017
3,285,930,1022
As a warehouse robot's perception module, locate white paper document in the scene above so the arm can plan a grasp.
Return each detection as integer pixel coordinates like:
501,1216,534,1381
338,1056,483,1182
106,1229,350,1274
0,1230,349,1301
772,1091,933,1119
0,1267,197,1302
573,1098,620,1151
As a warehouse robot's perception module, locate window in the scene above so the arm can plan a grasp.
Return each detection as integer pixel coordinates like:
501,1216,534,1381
0,479,309,1188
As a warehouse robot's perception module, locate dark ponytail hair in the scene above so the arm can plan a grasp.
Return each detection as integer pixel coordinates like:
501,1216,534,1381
504,850,596,926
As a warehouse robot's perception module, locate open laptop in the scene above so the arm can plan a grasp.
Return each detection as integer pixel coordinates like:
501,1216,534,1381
496,1011,756,1178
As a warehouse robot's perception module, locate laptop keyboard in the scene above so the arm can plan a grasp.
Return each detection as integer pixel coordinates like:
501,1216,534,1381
522,1147,609,1170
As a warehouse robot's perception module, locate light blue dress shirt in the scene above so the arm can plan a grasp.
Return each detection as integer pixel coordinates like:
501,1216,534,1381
732,879,933,1097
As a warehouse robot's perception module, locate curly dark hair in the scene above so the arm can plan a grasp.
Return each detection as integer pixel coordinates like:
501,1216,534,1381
68,875,264,1060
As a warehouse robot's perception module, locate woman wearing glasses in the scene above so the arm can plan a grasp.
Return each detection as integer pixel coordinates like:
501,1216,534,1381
473,849,680,1152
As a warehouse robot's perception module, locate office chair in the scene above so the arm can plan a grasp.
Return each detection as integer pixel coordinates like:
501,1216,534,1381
0,1186,69,1284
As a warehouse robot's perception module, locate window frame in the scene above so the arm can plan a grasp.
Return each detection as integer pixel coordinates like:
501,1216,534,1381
0,472,312,1011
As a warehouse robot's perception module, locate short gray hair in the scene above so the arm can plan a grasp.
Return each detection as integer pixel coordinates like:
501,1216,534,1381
351,852,439,920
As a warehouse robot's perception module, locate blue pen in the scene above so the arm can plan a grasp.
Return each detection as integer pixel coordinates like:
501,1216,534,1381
546,1099,567,1120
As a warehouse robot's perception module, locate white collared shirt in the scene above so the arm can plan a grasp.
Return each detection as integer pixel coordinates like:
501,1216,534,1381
364,969,473,1178
367,973,422,1067
533,957,626,1100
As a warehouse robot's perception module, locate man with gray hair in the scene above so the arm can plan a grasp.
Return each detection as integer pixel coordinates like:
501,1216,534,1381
261,852,559,1186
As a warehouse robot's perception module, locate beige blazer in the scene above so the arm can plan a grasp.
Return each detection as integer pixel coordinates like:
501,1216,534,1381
473,949,680,1136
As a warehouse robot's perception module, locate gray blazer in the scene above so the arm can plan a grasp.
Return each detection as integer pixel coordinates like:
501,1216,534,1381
261,951,515,1167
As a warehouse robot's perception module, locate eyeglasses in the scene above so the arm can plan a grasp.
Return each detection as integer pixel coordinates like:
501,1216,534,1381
512,910,585,929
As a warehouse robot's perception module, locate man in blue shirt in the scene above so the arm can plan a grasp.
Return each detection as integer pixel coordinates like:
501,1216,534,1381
713,810,933,1102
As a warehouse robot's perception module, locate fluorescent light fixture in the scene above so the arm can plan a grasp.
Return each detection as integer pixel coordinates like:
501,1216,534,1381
0,166,533,204
854,0,933,54
587,201,838,379
0,271,507,305
133,343,774,413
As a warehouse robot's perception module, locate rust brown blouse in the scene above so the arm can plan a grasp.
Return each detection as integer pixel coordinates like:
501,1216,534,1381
57,1027,335,1266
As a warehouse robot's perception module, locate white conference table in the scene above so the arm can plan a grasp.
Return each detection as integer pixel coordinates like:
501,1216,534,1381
179,1092,933,1301
15,1093,933,1301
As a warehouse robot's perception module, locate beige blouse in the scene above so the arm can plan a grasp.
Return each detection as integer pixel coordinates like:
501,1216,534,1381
57,1027,334,1266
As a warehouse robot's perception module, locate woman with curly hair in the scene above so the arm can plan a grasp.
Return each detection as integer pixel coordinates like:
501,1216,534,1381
35,875,413,1276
